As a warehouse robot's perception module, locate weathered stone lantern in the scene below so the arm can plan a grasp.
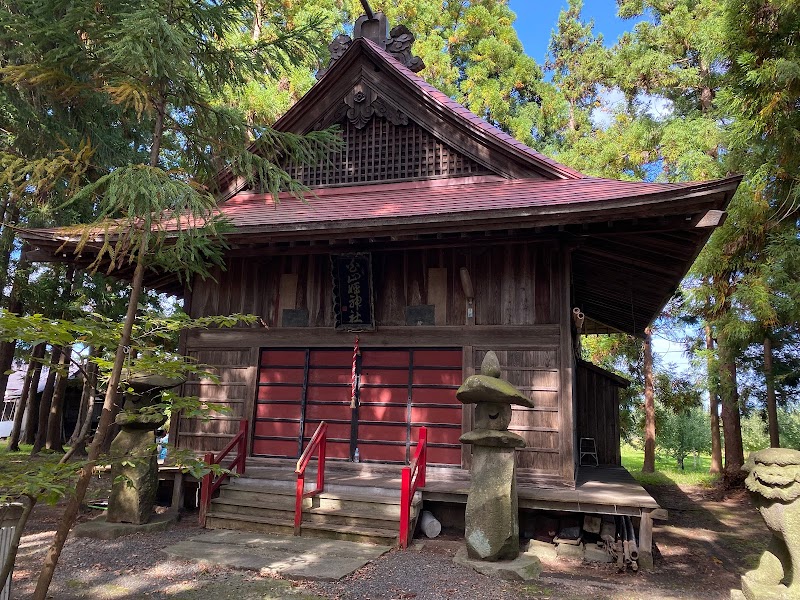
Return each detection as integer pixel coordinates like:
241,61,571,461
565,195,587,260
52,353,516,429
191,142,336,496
454,351,541,581
106,374,183,525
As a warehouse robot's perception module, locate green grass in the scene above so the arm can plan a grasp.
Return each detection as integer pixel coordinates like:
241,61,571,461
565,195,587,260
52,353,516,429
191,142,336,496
621,444,720,487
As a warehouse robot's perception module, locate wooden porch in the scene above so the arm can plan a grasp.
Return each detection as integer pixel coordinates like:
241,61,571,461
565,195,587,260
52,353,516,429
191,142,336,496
201,457,665,552
239,458,661,515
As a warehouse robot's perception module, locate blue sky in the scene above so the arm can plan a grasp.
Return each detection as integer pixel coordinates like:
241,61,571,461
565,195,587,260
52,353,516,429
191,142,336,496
510,2,691,370
509,1,640,63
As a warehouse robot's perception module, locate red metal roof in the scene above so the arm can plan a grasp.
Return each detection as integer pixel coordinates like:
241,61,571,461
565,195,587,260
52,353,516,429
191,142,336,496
221,175,738,233
358,38,583,181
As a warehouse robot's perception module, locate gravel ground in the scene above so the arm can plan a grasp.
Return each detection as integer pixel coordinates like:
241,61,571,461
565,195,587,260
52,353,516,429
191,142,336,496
9,482,767,600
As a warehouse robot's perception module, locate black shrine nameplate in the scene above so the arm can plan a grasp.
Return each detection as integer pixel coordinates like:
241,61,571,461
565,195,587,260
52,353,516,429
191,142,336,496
405,305,435,326
282,308,309,327
332,253,376,331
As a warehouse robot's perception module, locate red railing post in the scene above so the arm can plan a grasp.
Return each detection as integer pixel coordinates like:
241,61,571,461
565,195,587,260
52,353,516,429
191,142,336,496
398,427,428,549
418,427,427,487
317,435,327,491
294,471,305,535
238,418,248,475
198,419,249,528
399,466,411,549
294,422,328,536
199,452,214,527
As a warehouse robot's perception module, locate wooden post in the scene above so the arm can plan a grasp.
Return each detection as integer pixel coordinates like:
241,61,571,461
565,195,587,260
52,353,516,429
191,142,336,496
198,452,214,527
638,511,654,571
170,472,185,514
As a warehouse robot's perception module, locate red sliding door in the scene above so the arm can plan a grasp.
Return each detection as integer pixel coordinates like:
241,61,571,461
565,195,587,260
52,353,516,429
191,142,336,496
253,347,462,465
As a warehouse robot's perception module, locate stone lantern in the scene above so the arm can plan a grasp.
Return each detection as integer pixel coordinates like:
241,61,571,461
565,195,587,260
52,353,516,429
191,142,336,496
453,351,540,580
106,374,183,525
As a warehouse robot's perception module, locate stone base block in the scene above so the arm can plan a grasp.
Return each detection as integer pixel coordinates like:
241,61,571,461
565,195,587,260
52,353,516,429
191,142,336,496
638,550,654,571
741,575,789,600
555,542,584,560
454,547,541,581
523,540,558,562
584,543,613,563
73,513,176,540
731,591,746,600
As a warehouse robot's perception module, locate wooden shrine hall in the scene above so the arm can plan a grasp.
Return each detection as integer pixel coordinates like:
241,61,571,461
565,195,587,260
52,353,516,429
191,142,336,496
21,10,740,556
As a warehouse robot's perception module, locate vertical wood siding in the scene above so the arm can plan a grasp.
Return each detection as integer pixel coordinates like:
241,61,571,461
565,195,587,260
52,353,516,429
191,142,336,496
575,361,624,466
182,241,574,483
176,348,257,453
472,348,563,476
189,243,560,328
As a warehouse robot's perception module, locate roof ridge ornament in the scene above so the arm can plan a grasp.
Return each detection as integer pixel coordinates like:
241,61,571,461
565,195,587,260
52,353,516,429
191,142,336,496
317,9,426,79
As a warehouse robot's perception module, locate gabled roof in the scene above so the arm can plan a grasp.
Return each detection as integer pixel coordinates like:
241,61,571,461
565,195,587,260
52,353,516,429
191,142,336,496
18,20,742,337
356,38,583,181
217,37,583,199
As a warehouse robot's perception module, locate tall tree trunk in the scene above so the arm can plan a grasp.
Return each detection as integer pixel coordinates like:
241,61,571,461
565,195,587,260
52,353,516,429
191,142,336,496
32,346,61,454
0,255,29,402
252,0,264,40
718,331,744,475
33,89,165,600
44,266,76,452
0,201,20,303
706,324,722,474
68,348,95,445
764,335,779,447
69,357,99,456
33,258,146,600
23,348,46,445
7,343,45,451
45,345,72,453
642,327,656,473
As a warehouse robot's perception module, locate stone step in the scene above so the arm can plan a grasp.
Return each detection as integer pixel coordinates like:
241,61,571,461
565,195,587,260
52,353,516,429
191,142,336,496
212,486,422,519
206,511,401,545
223,478,420,506
210,497,408,529
244,459,468,482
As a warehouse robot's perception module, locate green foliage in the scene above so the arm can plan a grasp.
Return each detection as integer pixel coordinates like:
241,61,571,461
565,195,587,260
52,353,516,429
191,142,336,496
66,165,229,281
545,0,608,140
621,444,718,487
0,308,256,399
741,409,800,452
657,405,711,470
0,449,83,506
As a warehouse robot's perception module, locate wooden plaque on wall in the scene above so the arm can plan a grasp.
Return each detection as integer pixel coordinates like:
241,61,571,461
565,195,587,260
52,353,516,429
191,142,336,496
332,252,376,331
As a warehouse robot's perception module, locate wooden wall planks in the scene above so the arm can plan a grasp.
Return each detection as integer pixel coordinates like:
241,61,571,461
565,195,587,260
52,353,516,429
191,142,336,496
575,361,624,466
181,240,577,480
472,347,563,475
189,243,561,329
176,347,257,453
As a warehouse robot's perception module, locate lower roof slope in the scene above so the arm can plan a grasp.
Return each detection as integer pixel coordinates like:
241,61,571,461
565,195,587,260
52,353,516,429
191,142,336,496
20,174,740,336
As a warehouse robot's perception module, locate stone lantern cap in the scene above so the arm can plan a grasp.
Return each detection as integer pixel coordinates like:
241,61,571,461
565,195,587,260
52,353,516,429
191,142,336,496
455,352,534,408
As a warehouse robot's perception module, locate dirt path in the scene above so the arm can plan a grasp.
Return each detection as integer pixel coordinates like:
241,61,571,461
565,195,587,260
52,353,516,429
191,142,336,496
9,482,767,599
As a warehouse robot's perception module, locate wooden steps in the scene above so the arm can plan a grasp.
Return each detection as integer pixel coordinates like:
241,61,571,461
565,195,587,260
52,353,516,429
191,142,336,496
205,463,422,546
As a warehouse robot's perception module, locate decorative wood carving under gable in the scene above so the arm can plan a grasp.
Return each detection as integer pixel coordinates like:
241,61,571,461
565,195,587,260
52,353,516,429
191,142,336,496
340,82,408,130
266,78,494,188
279,113,492,188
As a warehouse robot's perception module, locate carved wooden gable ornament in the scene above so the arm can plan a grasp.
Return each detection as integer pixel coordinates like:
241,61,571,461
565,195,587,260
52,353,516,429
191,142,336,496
341,82,408,130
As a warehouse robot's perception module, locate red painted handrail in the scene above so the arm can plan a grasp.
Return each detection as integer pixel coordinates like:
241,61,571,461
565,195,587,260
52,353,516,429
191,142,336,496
199,418,248,527
294,421,328,535
399,427,427,549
